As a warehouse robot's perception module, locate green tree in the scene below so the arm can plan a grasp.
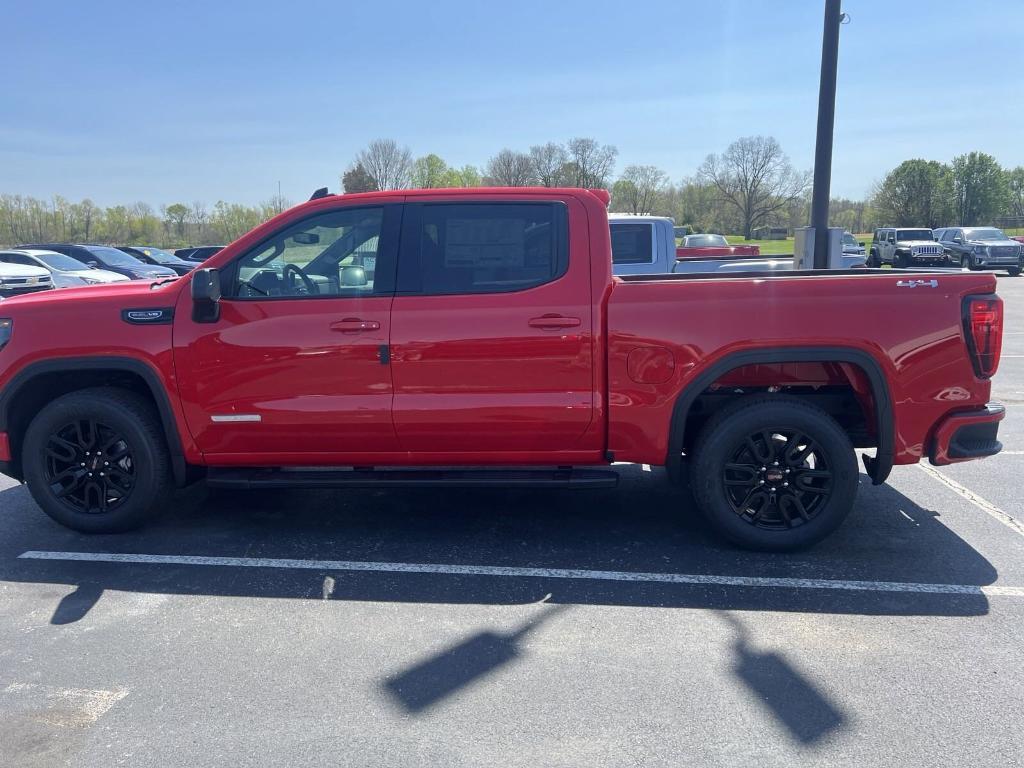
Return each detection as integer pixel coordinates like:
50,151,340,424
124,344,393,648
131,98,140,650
1007,166,1024,218
342,163,378,193
409,154,449,188
164,203,190,238
951,152,1008,226
873,159,952,228
611,165,668,214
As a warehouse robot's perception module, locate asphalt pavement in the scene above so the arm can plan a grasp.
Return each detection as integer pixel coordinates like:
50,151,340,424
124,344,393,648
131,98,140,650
2,274,1023,767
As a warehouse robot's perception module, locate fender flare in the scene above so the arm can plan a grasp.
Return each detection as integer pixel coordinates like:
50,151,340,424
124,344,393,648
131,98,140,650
666,346,894,485
0,356,189,486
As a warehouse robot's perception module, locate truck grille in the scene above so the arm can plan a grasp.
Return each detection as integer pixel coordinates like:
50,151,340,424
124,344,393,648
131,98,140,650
912,245,941,256
991,246,1020,258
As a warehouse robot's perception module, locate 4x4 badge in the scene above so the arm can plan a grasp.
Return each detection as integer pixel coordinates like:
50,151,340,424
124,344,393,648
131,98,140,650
896,279,939,288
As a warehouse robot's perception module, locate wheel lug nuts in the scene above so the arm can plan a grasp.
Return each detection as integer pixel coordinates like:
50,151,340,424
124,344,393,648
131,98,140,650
760,466,767,471
80,462,86,467
759,480,765,485
87,472,93,477
104,462,109,466
783,482,789,487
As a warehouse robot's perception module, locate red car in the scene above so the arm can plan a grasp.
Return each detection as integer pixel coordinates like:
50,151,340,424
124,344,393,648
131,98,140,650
1011,235,1024,246
676,233,761,259
0,188,1004,551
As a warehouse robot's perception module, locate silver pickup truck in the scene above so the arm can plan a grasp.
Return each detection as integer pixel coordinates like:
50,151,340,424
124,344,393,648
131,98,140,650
609,215,866,275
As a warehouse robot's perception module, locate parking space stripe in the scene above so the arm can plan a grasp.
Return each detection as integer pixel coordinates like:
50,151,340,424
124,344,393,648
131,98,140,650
918,464,1024,539
16,550,1024,598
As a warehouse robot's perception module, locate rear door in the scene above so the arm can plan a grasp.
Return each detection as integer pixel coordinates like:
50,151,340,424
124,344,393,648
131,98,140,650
388,195,600,460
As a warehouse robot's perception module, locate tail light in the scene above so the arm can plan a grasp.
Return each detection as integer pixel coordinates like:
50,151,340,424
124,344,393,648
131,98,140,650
963,295,1003,378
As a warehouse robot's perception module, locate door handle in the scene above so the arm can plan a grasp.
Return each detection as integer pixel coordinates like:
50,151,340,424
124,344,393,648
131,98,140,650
331,318,380,332
528,315,581,330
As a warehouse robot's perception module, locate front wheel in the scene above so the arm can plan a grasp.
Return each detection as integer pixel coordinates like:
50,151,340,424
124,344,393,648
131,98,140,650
893,251,908,268
1007,265,1021,277
867,250,880,268
23,388,172,533
689,396,859,552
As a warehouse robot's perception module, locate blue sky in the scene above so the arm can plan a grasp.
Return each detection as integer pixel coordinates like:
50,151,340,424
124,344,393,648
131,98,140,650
5,0,1022,206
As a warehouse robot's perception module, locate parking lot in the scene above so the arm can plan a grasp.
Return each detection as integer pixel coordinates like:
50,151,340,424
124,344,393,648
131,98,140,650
0,276,1021,767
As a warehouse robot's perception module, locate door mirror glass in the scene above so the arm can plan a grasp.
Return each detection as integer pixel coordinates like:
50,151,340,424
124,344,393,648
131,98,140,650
191,268,221,322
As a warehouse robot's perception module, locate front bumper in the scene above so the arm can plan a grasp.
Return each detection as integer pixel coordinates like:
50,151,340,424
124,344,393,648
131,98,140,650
929,403,1005,466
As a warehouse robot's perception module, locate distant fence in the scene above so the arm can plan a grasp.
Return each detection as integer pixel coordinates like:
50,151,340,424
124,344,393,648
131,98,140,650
995,216,1024,229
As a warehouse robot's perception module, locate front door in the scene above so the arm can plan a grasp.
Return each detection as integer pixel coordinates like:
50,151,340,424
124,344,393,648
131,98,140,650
173,202,402,462
388,197,599,461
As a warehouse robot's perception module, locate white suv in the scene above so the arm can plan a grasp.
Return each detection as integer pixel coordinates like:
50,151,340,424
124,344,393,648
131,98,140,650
0,252,54,295
0,249,129,289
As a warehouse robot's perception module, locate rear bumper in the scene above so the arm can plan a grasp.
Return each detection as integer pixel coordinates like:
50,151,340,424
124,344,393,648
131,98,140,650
929,403,1005,466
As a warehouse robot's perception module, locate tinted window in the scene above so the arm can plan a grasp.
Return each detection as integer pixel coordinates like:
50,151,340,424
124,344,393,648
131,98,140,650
34,252,87,271
404,203,567,295
896,229,933,241
964,228,1006,241
610,223,654,264
0,253,33,266
85,246,144,266
232,207,384,298
684,234,729,248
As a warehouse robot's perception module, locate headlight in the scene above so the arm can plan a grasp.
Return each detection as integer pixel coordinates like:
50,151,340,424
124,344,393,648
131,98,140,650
974,245,988,255
0,318,12,350
80,276,104,285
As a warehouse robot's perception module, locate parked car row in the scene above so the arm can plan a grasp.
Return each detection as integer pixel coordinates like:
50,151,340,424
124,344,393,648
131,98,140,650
0,242,225,296
868,226,1023,274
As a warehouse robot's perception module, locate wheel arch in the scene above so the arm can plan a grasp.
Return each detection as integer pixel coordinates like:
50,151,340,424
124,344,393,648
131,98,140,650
0,357,189,486
666,347,894,485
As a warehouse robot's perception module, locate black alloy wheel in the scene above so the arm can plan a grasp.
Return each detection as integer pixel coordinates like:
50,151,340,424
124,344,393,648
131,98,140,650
722,430,832,530
44,418,136,514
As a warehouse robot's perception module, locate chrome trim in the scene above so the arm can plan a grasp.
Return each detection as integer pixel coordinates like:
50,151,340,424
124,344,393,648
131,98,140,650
210,414,262,423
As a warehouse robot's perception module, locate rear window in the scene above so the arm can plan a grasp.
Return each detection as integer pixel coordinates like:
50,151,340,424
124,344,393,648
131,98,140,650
610,223,654,265
401,203,567,295
683,234,728,248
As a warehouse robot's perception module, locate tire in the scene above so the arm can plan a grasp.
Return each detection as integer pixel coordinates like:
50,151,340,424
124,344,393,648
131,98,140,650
1007,266,1021,277
893,251,907,269
23,387,171,533
868,249,880,268
966,253,977,271
689,395,859,552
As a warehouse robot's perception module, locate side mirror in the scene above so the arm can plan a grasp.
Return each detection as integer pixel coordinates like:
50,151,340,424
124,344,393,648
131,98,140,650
87,260,99,267
339,265,367,286
191,268,221,323
859,241,865,247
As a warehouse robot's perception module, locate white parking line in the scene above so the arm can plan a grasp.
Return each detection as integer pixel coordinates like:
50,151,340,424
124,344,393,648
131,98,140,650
17,550,1024,598
918,464,1024,538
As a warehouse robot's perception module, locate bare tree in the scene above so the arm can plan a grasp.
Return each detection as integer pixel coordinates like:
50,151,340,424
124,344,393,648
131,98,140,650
485,149,536,187
189,201,208,243
613,165,668,214
698,136,810,239
529,142,568,187
564,138,618,188
355,139,413,191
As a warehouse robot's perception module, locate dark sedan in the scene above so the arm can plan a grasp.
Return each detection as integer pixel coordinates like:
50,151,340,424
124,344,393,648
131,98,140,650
17,244,178,280
119,246,195,276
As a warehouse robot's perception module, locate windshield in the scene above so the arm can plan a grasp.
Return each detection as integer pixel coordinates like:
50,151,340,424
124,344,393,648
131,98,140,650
34,252,90,271
842,233,857,245
896,229,933,241
684,234,728,248
131,246,179,263
86,246,145,266
964,228,1007,241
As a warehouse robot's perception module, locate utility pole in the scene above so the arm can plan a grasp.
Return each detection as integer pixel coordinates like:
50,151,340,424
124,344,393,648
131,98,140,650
810,0,843,269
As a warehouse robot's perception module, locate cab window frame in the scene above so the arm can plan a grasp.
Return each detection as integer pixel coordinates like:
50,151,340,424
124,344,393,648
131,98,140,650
220,203,402,301
396,201,569,296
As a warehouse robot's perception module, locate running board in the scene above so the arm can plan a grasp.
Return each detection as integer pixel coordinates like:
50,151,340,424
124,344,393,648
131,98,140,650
206,467,619,490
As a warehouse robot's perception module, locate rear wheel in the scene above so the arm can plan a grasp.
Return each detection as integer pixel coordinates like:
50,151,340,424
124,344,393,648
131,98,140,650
1007,264,1021,277
867,249,880,268
23,388,171,533
689,396,858,552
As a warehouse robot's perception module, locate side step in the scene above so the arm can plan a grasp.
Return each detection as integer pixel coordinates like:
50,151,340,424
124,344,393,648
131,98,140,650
206,467,619,490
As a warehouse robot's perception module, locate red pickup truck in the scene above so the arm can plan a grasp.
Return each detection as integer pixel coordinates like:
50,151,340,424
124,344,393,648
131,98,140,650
0,188,1005,550
676,233,761,259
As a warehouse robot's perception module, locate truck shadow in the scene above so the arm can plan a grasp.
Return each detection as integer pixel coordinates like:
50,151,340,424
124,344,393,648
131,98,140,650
0,468,999,623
